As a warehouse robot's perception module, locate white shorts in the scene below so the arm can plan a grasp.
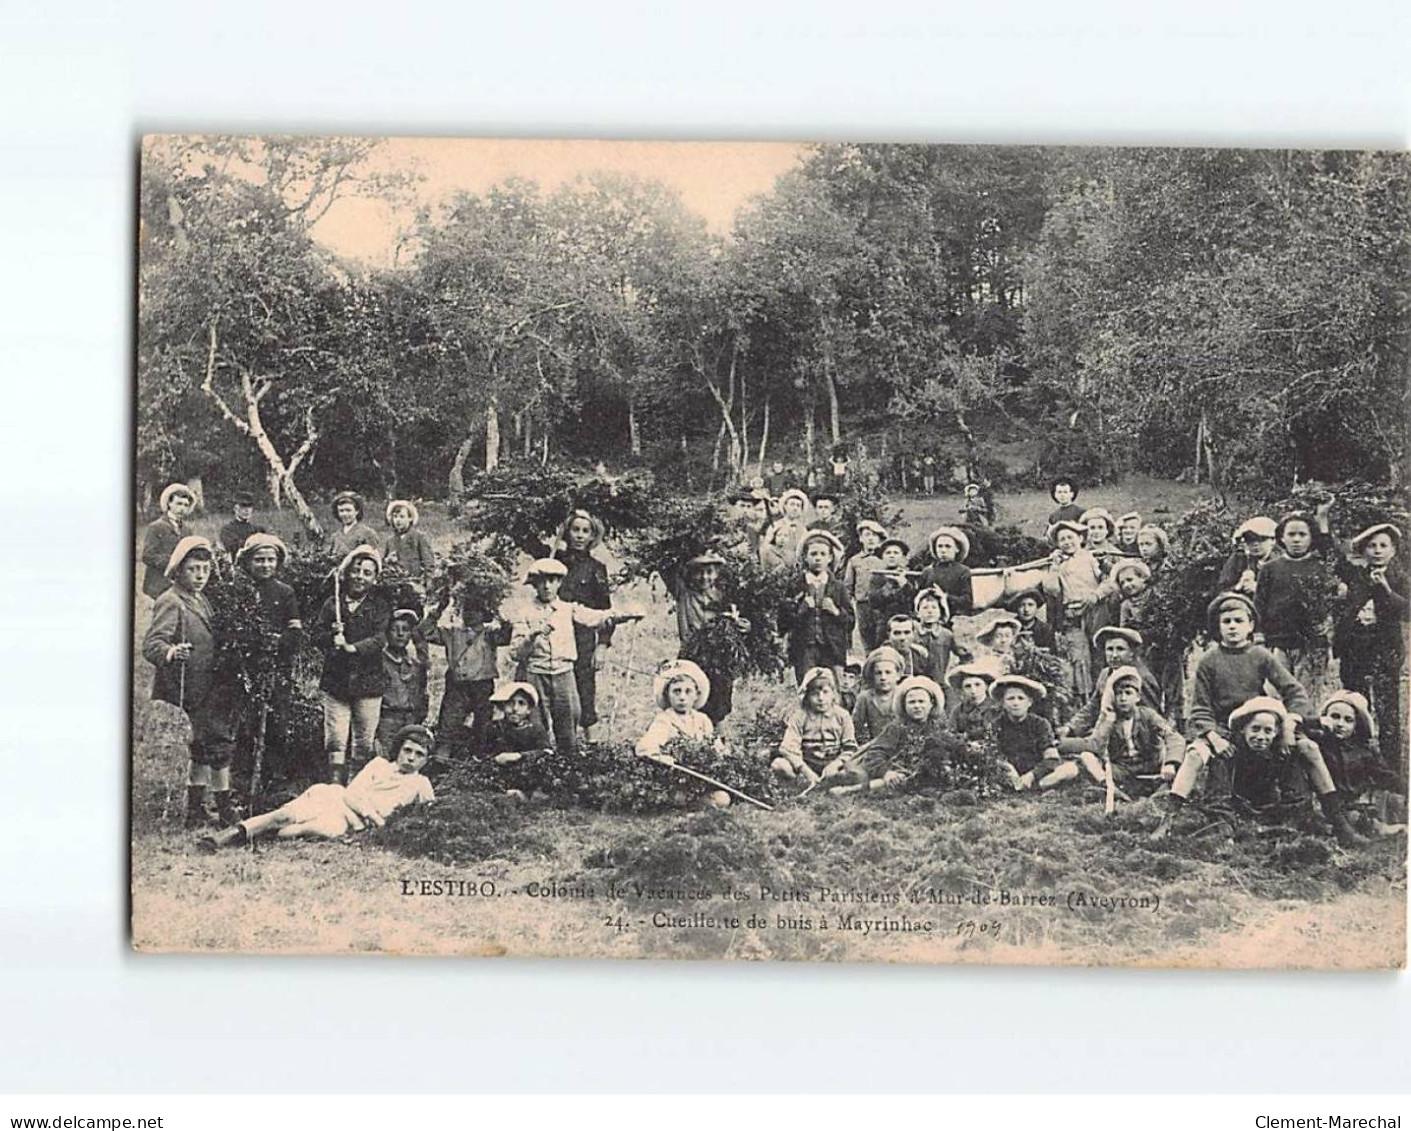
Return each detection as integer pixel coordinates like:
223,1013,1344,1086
282,783,357,837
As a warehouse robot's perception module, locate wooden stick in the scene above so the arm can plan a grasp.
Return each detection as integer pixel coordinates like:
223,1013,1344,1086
970,556,1053,577
1104,752,1117,816
249,702,270,801
644,755,774,811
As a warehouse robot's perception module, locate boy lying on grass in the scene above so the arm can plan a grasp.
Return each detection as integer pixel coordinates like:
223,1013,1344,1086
197,724,435,851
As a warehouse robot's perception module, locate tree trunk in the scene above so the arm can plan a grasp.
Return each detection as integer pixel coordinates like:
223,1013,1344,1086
628,394,642,456
738,363,749,476
757,395,771,471
267,468,283,509
1194,411,1206,483
186,475,206,512
449,436,476,497
485,394,501,473
681,434,691,491
823,350,840,446
804,383,817,472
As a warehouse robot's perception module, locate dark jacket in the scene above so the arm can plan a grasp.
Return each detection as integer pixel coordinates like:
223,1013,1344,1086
143,586,217,708
382,530,436,580
557,546,615,659
140,518,182,599
251,576,303,661
780,572,854,668
920,561,974,616
219,517,265,557
1066,660,1162,735
314,591,392,700
1087,706,1185,772
1332,552,1408,662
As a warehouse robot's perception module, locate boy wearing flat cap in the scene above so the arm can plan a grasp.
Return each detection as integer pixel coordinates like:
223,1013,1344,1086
509,558,642,755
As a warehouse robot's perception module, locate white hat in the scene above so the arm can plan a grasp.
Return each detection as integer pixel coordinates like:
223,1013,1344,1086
653,659,711,711
990,673,1048,703
159,483,195,512
1093,625,1143,650
929,525,971,563
526,557,569,580
777,488,809,511
797,666,837,702
1228,695,1289,732
797,528,845,565
385,499,420,526
1046,519,1085,545
489,681,540,708
235,532,289,570
1232,516,1277,543
164,535,214,578
855,519,887,539
892,675,945,716
336,544,382,577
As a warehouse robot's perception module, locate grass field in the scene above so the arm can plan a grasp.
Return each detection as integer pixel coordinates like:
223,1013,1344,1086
129,479,1407,966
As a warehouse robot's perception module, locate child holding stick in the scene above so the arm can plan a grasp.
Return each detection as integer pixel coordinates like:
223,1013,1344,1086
780,530,853,686
143,536,240,828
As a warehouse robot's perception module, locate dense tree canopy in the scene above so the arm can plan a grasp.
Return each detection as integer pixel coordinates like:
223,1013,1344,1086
137,139,1410,515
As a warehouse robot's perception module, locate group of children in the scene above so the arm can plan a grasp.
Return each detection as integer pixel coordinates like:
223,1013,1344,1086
140,472,1408,852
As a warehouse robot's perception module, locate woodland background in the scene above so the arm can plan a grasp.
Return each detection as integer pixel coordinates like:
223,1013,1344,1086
137,138,1411,535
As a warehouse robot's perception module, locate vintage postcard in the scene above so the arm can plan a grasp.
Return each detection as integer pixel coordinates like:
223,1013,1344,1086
131,135,1409,966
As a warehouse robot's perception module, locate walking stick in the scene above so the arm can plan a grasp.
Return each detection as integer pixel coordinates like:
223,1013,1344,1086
606,619,638,733
1103,751,1117,816
641,754,774,811
249,701,270,801
160,599,190,824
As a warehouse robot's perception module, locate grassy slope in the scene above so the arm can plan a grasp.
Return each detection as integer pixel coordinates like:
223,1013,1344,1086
130,481,1407,966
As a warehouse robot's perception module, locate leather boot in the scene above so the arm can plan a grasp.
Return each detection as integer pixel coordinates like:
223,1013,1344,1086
329,759,349,786
197,825,248,853
1319,791,1369,848
184,785,210,829
213,790,241,827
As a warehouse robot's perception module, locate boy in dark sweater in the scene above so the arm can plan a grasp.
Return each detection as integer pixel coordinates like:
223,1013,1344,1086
1150,592,1363,845
991,675,1077,792
375,609,429,758
1255,504,1335,687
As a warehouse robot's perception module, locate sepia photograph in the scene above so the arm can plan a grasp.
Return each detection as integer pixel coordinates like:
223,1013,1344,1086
130,135,1409,967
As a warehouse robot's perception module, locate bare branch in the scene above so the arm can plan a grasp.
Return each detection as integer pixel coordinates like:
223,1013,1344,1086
198,321,252,436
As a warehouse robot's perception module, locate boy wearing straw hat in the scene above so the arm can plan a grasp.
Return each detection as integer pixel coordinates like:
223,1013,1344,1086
313,545,392,784
1114,511,1143,556
1217,516,1279,595
991,674,1077,791
635,660,716,760
484,683,555,786
382,500,436,583
844,519,887,650
761,488,810,571
852,645,906,744
866,538,917,638
1041,519,1110,698
828,675,950,794
142,536,241,827
140,482,195,600
1009,588,1056,652
913,586,964,683
920,526,974,616
948,664,998,741
1059,626,1162,745
509,558,642,755
1150,593,1364,845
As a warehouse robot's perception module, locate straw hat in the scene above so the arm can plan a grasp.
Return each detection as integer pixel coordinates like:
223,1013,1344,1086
1228,696,1289,732
1093,625,1143,651
1046,519,1086,545
653,659,711,711
159,483,195,512
1112,558,1152,583
1137,524,1170,556
777,488,809,511
990,674,1048,703
913,585,952,622
855,519,887,540
978,611,1022,646
797,529,845,566
892,675,946,716
1079,507,1116,538
385,499,420,526
947,663,997,692
929,525,971,563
